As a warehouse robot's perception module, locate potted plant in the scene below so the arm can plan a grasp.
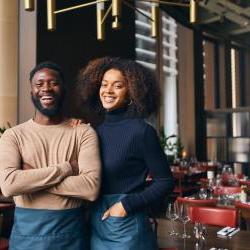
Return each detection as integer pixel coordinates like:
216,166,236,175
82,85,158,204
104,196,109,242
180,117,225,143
0,122,11,137
0,127,6,137
159,127,184,163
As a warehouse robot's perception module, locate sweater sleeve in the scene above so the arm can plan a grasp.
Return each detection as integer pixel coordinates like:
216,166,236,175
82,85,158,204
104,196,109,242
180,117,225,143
47,126,101,201
0,129,73,197
121,124,174,214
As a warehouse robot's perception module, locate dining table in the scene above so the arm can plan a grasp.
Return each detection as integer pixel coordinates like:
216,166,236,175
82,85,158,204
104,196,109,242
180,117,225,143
157,218,250,250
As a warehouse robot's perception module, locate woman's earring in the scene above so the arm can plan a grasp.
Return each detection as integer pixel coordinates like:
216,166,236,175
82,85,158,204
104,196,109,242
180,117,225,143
128,99,133,106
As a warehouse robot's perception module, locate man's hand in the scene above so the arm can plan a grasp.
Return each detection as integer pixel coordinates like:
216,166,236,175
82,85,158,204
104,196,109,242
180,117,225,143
102,202,127,220
23,163,34,170
70,160,79,175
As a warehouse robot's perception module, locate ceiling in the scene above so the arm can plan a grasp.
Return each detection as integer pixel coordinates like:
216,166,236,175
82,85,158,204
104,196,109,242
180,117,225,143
198,0,250,45
163,0,250,46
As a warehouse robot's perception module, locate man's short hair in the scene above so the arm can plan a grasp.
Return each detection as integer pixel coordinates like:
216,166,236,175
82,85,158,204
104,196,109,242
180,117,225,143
29,61,64,82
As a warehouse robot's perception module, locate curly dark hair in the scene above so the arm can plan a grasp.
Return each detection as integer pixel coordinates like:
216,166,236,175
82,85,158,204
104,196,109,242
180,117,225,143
76,57,160,120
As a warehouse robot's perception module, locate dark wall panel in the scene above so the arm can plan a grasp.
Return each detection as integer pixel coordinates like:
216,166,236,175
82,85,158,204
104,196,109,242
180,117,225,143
36,0,135,117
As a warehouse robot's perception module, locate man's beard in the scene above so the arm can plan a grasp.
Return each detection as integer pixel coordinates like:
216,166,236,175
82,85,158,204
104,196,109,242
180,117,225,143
31,94,64,117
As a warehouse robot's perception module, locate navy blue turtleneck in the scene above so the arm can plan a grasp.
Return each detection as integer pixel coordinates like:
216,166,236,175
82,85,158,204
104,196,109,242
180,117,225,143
96,108,174,214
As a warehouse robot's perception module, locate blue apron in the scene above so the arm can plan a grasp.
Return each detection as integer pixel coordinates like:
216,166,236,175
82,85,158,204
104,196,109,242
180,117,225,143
91,194,158,250
10,206,88,250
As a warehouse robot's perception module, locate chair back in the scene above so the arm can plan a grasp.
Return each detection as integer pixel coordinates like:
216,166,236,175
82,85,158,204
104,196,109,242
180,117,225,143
213,186,241,195
173,171,199,196
188,206,237,227
235,201,250,219
177,196,217,207
235,201,250,230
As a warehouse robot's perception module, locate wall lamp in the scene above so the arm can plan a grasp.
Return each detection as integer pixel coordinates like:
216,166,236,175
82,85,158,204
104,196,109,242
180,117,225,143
25,0,198,41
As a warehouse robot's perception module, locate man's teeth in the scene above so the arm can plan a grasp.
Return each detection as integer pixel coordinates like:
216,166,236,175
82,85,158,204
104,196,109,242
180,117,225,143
41,96,53,100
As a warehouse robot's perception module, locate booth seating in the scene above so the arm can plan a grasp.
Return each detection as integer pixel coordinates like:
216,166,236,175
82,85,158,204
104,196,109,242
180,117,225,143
188,206,237,228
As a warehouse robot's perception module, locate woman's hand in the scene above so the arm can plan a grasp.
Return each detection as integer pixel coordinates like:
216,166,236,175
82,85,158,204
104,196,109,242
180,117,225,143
69,119,91,128
69,119,83,128
102,202,127,220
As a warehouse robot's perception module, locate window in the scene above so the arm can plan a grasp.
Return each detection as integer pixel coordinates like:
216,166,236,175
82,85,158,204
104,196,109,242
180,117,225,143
135,3,178,138
204,38,250,166
135,2,157,70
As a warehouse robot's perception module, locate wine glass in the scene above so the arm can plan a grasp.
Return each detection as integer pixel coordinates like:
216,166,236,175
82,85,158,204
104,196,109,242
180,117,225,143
194,222,207,249
166,202,179,236
194,222,207,240
178,204,191,238
198,188,208,199
207,179,215,198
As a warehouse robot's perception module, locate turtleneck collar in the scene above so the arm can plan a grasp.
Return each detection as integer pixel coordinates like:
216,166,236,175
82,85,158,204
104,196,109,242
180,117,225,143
104,107,129,123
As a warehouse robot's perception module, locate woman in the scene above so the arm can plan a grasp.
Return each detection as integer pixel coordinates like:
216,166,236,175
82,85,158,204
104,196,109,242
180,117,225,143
77,57,174,250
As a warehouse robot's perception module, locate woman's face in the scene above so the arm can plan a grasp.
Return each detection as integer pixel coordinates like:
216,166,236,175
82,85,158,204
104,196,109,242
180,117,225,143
99,69,129,111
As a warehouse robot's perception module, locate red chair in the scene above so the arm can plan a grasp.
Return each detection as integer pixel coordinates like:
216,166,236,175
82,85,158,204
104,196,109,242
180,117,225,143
0,213,7,250
213,186,241,195
0,202,14,250
235,201,250,219
235,173,244,179
177,196,217,207
199,178,209,188
188,206,237,227
0,238,8,250
238,179,250,187
235,201,250,230
159,248,178,250
173,171,199,197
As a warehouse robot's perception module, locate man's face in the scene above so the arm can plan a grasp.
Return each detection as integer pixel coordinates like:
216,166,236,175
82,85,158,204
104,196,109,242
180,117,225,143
30,68,64,117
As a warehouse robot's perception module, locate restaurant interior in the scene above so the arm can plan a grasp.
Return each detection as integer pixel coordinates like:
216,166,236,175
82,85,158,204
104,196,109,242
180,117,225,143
1,0,250,249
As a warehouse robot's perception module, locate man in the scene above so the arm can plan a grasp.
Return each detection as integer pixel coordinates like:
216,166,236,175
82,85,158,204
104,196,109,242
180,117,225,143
0,62,101,250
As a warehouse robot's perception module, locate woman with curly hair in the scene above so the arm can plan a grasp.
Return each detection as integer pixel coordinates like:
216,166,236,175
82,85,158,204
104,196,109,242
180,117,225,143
77,57,174,250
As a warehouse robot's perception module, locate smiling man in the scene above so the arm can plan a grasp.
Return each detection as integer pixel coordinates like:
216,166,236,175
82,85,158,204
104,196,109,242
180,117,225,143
0,62,101,250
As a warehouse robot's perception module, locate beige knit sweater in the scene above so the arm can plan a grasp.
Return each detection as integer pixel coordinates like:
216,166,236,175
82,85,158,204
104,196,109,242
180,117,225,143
0,119,101,210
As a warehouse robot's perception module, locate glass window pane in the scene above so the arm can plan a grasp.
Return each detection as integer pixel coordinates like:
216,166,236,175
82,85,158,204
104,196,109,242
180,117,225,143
228,138,250,163
207,138,227,162
232,112,250,137
206,113,227,137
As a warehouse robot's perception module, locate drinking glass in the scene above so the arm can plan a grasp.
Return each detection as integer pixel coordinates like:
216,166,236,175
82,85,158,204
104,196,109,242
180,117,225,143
198,188,208,199
207,179,215,198
166,202,179,236
194,222,207,250
178,204,191,238
194,222,207,240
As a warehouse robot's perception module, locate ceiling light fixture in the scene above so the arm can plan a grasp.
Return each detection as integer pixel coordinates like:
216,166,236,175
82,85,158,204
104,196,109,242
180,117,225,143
25,0,198,41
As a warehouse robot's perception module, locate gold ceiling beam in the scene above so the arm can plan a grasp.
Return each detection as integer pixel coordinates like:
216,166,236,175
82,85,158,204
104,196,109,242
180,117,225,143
137,0,189,8
47,0,56,30
54,0,108,14
47,0,108,32
123,0,153,22
25,0,198,41
151,2,159,38
112,0,122,29
102,3,112,24
97,1,105,40
190,0,198,23
24,0,35,11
